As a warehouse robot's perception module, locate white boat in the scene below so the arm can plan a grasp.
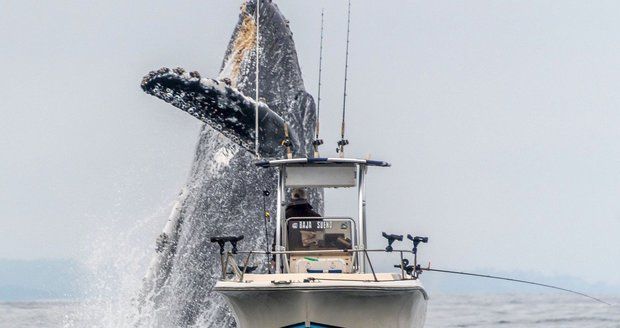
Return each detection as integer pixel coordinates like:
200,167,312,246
211,158,428,328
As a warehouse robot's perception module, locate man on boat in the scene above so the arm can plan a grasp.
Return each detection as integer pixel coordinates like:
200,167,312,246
272,188,321,268
285,188,322,250
286,188,320,219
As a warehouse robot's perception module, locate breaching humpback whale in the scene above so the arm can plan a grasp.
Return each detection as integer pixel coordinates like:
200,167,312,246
137,1,321,326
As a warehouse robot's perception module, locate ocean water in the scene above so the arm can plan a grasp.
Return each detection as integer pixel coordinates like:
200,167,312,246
1,294,618,328
425,294,620,328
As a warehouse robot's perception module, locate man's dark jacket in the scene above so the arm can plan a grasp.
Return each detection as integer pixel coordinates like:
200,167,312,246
285,199,321,219
272,200,321,259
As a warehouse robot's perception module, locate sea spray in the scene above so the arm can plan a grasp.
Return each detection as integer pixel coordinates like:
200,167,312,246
63,204,170,327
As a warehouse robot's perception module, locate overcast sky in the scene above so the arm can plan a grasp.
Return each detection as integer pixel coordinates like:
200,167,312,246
1,0,619,288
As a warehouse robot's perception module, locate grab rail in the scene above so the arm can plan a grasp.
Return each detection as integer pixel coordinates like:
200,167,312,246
216,248,419,282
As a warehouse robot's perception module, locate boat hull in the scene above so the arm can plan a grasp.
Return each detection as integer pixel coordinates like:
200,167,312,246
215,274,427,328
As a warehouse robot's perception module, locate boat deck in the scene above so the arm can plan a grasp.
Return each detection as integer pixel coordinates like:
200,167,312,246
215,272,427,296
241,272,407,282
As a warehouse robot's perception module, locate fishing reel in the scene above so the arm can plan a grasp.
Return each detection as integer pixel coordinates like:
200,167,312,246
394,258,416,276
312,139,324,147
312,139,324,157
210,235,245,254
281,138,293,148
262,190,271,221
281,138,293,159
382,232,403,252
336,139,349,154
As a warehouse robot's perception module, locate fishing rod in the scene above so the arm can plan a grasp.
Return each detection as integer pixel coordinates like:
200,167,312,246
337,0,351,158
312,9,325,158
383,232,613,306
419,267,613,306
261,189,271,273
254,0,261,157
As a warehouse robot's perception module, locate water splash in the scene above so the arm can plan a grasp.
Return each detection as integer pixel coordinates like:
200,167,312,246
64,204,170,327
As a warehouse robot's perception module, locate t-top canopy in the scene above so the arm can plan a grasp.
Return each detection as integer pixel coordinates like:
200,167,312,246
255,157,391,168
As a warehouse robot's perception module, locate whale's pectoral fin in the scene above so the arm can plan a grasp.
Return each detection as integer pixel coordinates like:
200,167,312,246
141,67,298,158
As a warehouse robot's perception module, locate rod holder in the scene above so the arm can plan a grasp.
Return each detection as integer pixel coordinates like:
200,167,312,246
210,235,245,255
382,232,403,252
407,234,428,255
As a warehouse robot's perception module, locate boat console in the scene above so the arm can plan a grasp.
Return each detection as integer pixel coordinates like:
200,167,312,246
286,217,355,273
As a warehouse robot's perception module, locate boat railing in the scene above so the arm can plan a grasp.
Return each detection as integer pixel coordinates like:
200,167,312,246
216,248,421,283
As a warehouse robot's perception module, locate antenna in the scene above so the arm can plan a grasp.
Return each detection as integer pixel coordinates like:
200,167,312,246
254,0,261,157
313,9,325,158
337,0,351,158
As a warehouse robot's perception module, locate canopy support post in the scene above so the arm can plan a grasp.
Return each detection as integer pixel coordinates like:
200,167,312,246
357,164,367,273
275,168,285,273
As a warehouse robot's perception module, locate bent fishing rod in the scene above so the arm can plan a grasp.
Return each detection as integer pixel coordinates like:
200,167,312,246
381,232,613,306
419,267,612,306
